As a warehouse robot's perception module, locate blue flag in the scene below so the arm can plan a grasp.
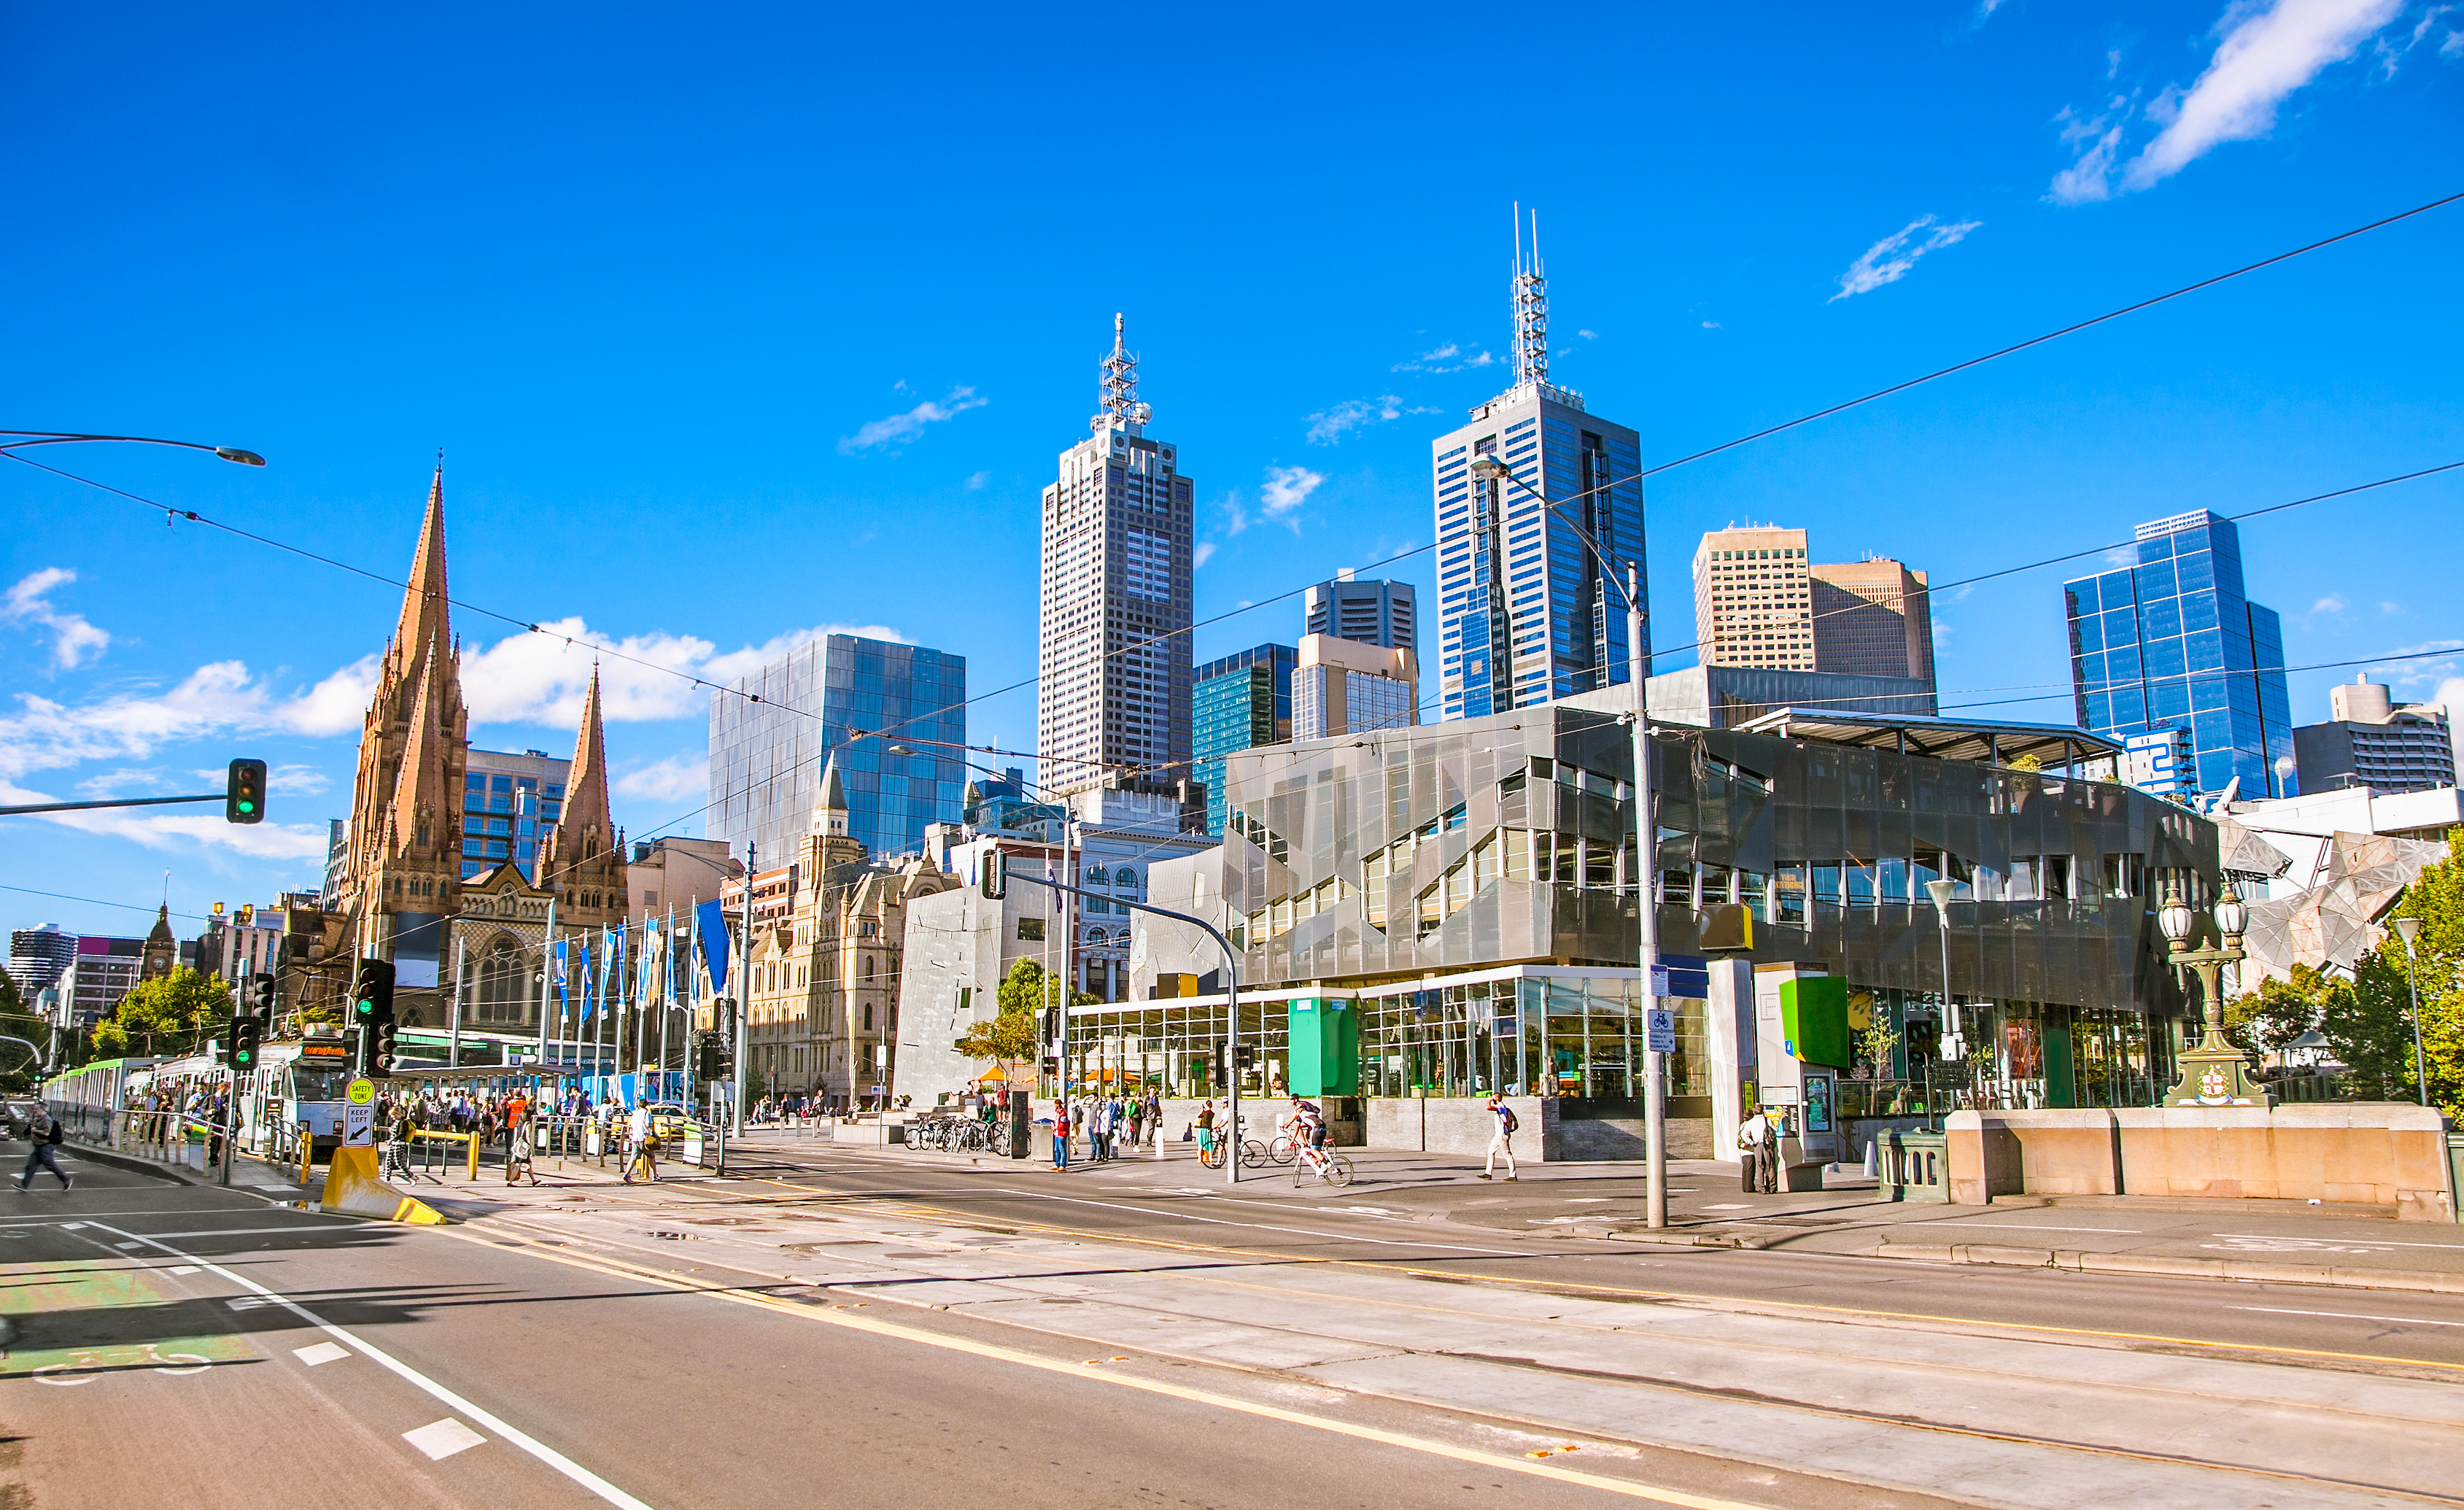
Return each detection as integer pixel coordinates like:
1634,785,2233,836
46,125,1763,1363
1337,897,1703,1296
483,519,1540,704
697,899,731,994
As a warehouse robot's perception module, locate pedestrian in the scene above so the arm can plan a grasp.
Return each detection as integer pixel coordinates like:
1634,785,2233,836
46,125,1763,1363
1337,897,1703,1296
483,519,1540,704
1194,1099,1217,1164
1145,1091,1164,1156
1737,1106,1778,1193
623,1101,657,1183
505,1106,539,1187
381,1100,413,1181
1125,1096,1143,1152
17,1107,71,1192
1478,1093,1518,1182
1050,1103,1071,1171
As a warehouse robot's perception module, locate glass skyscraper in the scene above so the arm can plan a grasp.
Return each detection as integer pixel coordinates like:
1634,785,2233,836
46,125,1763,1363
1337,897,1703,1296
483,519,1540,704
1191,643,1295,835
1434,217,1646,720
708,633,967,864
2063,510,2293,799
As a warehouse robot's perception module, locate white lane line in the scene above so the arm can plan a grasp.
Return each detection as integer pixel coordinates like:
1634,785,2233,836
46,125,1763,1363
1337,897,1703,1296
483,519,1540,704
168,1265,199,1275
87,1223,654,1509
2212,1233,2464,1250
294,1341,351,1366
404,1418,488,1460
2231,1305,2464,1328
120,1226,358,1239
982,1187,1542,1257
228,1297,269,1311
1915,1222,2145,1234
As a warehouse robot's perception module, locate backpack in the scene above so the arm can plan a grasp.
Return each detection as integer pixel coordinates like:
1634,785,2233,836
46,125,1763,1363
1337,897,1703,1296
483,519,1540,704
1499,1107,1519,1134
45,1116,63,1146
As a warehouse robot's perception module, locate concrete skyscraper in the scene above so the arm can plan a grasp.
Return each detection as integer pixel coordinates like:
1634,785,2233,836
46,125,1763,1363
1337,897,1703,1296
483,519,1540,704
1039,315,1196,793
1434,211,1646,721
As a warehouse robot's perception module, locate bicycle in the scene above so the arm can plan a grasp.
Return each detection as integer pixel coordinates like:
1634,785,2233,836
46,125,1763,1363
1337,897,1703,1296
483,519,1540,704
1292,1147,1353,1187
1266,1132,1301,1166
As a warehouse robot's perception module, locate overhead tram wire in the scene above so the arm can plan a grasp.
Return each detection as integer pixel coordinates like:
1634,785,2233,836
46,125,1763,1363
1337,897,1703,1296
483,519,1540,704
27,193,2458,862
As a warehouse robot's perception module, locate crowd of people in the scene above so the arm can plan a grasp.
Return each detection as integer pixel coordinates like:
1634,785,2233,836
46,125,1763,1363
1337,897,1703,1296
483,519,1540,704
1046,1088,1164,1169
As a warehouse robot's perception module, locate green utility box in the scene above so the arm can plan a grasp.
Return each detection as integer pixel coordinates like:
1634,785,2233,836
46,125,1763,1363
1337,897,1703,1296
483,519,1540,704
1287,997,1360,1096
1779,977,1851,1069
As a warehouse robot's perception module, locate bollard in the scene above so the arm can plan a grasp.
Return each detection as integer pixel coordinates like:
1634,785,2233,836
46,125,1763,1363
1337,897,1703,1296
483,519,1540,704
465,1130,480,1182
298,1121,313,1186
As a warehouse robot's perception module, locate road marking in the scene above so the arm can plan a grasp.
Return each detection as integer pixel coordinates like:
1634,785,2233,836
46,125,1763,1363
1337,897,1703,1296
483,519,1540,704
1918,1222,2145,1234
452,1228,1769,1510
228,1297,269,1311
1699,1204,1752,1211
979,1185,1541,1256
2213,1233,2464,1250
114,1241,145,1249
84,1223,655,1509
294,1341,351,1365
127,1226,357,1239
403,1418,487,1460
168,1265,198,1274
2231,1306,2464,1328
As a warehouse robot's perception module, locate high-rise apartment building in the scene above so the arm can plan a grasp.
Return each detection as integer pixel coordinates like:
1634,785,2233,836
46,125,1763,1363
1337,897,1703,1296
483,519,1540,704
1693,527,1813,671
1811,557,1934,683
1306,573,1417,659
2294,675,2455,795
460,747,570,880
2064,509,2293,798
1039,315,1196,794
1192,643,1295,835
1293,635,1418,742
7,924,76,999
1435,214,1646,720
710,633,968,864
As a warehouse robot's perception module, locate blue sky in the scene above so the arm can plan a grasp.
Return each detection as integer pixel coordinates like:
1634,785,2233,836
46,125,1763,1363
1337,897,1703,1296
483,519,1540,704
4,1,2460,941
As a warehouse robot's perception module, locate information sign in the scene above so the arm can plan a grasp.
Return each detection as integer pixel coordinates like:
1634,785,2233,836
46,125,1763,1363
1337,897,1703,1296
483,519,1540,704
1646,1008,1677,1054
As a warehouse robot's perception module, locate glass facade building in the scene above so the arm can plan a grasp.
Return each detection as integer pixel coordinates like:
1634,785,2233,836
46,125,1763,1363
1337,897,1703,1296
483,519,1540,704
1190,643,1294,835
2064,510,2294,799
709,634,967,864
461,747,569,880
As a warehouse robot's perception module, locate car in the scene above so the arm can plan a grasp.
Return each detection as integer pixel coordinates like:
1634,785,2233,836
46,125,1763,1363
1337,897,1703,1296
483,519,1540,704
643,1102,693,1140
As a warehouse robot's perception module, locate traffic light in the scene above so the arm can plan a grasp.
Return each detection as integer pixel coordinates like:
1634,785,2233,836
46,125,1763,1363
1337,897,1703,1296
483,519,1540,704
372,1020,398,1075
251,972,279,1015
228,1013,261,1074
697,1031,732,1083
980,850,1007,899
225,758,267,824
350,957,395,1026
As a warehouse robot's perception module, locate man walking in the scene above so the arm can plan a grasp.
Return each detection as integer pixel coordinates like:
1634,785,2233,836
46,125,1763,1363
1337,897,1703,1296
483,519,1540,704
1479,1093,1518,1181
18,1108,71,1192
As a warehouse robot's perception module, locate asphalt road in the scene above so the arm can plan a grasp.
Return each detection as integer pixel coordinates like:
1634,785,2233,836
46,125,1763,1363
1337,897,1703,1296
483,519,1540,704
1,1150,1977,1510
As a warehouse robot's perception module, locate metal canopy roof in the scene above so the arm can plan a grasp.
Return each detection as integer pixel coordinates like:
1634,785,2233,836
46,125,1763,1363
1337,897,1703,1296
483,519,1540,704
1727,709,2128,767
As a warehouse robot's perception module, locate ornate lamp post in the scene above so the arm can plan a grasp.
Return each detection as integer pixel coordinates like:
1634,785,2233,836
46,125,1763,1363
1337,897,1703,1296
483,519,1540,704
2158,878,2266,1107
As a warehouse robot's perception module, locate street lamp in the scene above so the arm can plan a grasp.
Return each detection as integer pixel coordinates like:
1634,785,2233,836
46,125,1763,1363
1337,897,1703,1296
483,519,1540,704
2158,878,2265,1107
1,430,266,465
2392,915,2428,1107
1468,454,1668,1228
1925,878,1957,1132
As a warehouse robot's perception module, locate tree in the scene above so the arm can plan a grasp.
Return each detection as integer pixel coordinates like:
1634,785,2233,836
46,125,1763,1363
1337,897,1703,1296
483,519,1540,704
954,960,1092,1086
2222,966,2338,1059
2319,831,2464,1115
92,967,233,1059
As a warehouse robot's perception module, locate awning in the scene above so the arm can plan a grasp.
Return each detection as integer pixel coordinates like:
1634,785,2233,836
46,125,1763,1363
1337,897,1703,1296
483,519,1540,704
1729,709,2127,769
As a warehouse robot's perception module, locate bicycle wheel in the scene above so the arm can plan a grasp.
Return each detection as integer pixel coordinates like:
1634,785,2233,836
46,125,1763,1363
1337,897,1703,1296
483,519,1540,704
1268,1136,1298,1166
1239,1139,1268,1169
1196,1140,1220,1169
1325,1155,1353,1187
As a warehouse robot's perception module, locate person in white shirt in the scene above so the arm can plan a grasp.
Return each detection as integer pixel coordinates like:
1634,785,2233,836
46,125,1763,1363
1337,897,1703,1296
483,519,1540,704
624,1101,657,1184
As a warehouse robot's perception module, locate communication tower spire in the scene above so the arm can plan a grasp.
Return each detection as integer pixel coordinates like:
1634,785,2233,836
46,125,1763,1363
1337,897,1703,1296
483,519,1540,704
1512,204,1549,387
1093,311,1151,433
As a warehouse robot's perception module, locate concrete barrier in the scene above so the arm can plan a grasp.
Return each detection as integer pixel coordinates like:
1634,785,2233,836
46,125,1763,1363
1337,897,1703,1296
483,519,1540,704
320,1147,446,1224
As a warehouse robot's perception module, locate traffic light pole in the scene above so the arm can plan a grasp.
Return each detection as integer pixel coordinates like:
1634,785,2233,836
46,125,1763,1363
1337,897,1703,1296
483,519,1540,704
1001,871,1245,1186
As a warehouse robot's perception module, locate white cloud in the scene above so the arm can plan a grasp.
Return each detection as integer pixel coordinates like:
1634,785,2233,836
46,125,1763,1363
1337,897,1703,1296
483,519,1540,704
2309,593,2347,616
287,655,380,736
613,755,708,803
2444,27,2463,55
1701,320,1721,330
1259,466,1325,530
2382,601,2403,614
462,619,907,729
1305,395,1437,445
2050,0,2400,202
1191,541,1217,569
1576,329,1599,340
837,387,989,454
0,773,329,859
964,471,991,491
1392,343,1496,375
3,568,112,670
1829,215,1983,301
78,767,173,798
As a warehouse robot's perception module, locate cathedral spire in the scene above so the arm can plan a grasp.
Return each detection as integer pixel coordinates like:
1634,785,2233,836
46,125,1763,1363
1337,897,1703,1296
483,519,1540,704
556,665,613,856
384,631,453,862
392,462,452,678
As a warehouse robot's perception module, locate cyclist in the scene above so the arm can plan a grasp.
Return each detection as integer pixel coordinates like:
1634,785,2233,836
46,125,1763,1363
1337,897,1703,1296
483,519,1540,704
1288,1096,1328,1174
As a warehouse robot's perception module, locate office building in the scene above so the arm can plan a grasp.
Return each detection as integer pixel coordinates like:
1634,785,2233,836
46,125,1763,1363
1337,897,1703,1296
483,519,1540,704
2293,675,2455,796
461,747,570,880
1306,573,1417,658
1293,634,1418,741
1811,557,1934,683
1038,314,1196,794
2064,509,2293,799
709,632,968,865
1191,643,1295,835
1435,213,1646,720
7,924,76,998
1694,527,1813,670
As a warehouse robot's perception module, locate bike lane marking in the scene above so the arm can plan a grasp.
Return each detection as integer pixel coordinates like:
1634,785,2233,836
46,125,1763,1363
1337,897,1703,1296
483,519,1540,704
85,1221,655,1510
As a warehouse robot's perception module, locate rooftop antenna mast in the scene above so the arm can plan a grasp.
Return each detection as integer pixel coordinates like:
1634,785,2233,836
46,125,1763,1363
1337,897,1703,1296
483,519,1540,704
1512,204,1549,387
1094,312,1152,433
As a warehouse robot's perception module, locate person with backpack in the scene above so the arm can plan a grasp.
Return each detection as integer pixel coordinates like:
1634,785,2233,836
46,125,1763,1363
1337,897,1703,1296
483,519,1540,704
18,1109,71,1192
1480,1093,1519,1181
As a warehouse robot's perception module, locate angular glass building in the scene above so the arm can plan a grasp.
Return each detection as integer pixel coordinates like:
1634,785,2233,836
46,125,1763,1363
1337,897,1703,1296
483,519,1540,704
2064,510,2294,799
708,634,966,864
1191,643,1295,835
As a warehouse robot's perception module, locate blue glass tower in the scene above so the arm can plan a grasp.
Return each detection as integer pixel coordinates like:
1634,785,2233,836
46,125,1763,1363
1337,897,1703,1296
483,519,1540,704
1191,643,1295,835
2063,510,2293,799
1434,215,1646,720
